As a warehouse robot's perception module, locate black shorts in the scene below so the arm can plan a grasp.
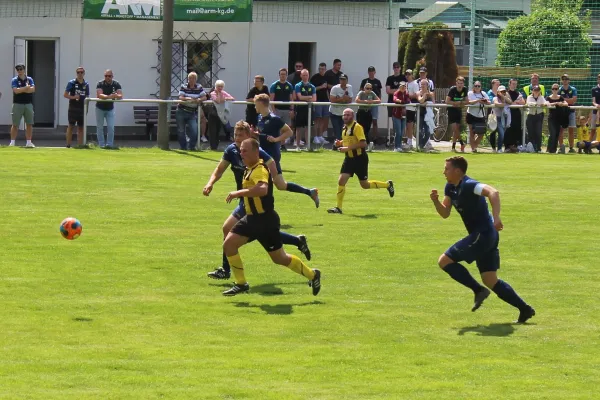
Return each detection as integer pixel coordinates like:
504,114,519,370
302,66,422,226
406,110,416,123
341,154,369,181
68,108,84,126
295,105,312,128
230,210,283,252
448,109,462,125
466,113,485,126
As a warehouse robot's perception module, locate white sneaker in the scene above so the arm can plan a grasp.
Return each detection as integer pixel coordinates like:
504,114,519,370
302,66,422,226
368,142,374,152
394,148,403,152
497,149,503,154
9,142,15,147
25,142,35,148
200,136,208,143
424,142,434,152
299,141,305,147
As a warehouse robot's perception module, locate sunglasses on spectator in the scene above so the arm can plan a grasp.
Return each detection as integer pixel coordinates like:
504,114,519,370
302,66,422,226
552,88,559,90
474,85,481,88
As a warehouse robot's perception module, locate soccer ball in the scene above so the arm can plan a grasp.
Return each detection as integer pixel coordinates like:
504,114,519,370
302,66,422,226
60,217,82,240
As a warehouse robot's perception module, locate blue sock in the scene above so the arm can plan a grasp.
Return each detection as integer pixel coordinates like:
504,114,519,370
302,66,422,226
492,280,528,311
222,251,230,273
286,182,311,196
280,231,300,247
443,263,484,293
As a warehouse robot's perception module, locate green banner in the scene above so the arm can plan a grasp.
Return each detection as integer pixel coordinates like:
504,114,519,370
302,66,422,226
83,0,252,22
173,0,252,22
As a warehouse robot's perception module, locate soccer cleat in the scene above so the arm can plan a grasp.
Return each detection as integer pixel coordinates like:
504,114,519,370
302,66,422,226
297,235,311,261
327,207,342,214
308,269,321,296
207,267,231,280
471,287,491,312
517,307,536,324
310,188,320,208
222,283,250,296
387,180,395,198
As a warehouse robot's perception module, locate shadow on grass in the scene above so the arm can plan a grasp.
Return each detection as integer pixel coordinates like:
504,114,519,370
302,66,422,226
171,149,220,163
209,282,305,296
73,317,93,322
349,214,378,220
281,224,294,230
457,323,518,337
234,300,324,315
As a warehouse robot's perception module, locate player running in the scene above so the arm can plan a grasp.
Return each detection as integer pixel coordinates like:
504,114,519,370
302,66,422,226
430,156,535,323
222,138,321,296
203,121,311,280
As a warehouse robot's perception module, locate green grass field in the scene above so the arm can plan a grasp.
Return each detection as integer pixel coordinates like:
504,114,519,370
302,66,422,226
1,147,599,399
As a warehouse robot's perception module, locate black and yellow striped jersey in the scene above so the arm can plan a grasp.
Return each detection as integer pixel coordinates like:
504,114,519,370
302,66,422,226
242,161,274,215
342,121,366,158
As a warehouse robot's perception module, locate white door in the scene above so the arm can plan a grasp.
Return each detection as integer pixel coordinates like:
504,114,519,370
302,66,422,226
14,38,27,130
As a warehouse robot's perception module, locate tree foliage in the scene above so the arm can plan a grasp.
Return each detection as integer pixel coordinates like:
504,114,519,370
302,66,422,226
497,0,591,68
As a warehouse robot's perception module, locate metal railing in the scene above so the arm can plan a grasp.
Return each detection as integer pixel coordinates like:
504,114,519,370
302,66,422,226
84,98,600,150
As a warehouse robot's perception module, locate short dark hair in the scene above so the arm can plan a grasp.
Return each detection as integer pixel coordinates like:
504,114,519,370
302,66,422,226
319,62,326,68
278,68,288,74
333,58,342,64
445,156,468,174
393,61,401,68
15,64,25,70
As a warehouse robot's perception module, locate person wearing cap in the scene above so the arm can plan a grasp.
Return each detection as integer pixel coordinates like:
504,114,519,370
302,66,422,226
591,74,600,140
385,62,406,120
360,66,383,147
558,74,578,153
392,81,410,151
492,84,512,153
329,74,354,142
404,69,420,150
64,66,90,148
416,66,434,91
525,85,546,152
10,64,36,147
523,73,545,97
355,82,381,151
446,76,469,152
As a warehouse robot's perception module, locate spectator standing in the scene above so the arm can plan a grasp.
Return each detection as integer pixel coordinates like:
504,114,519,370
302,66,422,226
504,78,525,152
591,74,600,140
10,64,35,147
385,62,406,119
95,69,122,149
487,79,500,151
545,83,569,154
269,68,295,128
245,75,269,127
492,85,512,153
417,79,435,151
404,69,420,150
466,80,490,153
558,74,578,153
289,61,304,86
176,71,207,151
310,62,330,143
360,66,383,145
416,67,434,91
329,74,353,142
392,82,410,151
208,80,235,150
525,85,545,152
355,83,381,151
523,73,545,97
294,69,317,148
64,66,89,148
445,76,468,152
325,59,346,90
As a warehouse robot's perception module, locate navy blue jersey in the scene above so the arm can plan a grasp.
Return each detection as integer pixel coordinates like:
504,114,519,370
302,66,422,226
222,143,273,190
257,112,285,163
444,176,494,234
65,79,90,110
11,76,34,104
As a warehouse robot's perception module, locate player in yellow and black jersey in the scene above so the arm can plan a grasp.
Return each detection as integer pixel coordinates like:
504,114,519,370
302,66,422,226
327,108,395,214
221,138,322,296
576,114,600,154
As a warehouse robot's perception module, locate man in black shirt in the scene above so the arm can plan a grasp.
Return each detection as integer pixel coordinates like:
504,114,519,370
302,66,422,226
445,76,468,152
360,66,383,142
325,59,346,90
245,75,269,127
310,62,330,143
288,61,304,86
64,66,90,148
385,62,406,119
95,69,123,148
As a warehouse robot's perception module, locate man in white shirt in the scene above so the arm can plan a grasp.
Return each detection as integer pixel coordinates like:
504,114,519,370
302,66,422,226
416,67,434,91
329,74,354,143
404,70,420,150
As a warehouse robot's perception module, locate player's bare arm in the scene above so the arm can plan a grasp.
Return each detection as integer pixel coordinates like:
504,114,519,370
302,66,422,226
480,185,503,231
226,181,268,203
430,189,452,219
203,160,231,196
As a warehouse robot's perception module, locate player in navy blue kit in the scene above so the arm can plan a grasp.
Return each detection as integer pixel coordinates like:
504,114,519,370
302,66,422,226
63,67,90,148
203,120,311,280
253,93,320,207
430,156,535,323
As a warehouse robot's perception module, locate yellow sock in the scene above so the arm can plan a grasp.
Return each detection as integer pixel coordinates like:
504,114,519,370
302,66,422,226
286,254,315,280
368,180,389,189
336,185,346,209
226,254,247,285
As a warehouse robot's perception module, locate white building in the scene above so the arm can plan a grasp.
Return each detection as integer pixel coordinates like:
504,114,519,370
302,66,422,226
0,0,401,135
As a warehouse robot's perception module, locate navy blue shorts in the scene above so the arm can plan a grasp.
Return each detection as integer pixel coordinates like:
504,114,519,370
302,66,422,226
231,200,246,220
445,230,500,273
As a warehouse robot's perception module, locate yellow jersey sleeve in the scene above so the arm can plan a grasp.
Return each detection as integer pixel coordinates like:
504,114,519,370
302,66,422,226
250,164,270,185
354,123,366,142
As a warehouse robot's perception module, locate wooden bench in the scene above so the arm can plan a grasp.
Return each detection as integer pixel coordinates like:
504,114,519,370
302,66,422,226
133,105,178,140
